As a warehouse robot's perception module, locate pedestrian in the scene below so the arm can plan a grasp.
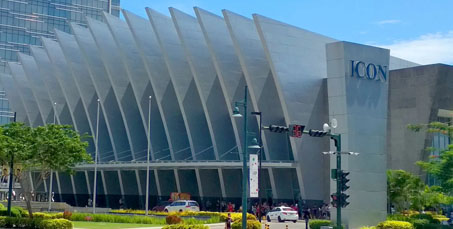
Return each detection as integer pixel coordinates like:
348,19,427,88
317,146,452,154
225,213,232,229
119,197,124,209
303,208,311,229
227,202,234,212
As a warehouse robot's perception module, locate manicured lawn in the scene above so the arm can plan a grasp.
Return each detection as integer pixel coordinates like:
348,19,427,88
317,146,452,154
73,221,162,229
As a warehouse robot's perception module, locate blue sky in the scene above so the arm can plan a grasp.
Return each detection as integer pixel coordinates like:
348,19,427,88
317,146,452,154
121,0,453,65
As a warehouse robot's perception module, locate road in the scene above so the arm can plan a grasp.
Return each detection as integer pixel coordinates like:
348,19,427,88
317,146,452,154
208,221,307,229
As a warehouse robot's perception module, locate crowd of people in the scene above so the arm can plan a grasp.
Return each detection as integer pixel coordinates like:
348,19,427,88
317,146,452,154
203,199,331,220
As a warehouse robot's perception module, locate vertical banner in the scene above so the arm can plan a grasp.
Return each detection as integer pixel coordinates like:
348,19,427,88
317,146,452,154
249,154,259,198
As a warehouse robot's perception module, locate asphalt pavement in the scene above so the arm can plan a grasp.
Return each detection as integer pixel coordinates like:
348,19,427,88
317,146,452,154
207,221,307,229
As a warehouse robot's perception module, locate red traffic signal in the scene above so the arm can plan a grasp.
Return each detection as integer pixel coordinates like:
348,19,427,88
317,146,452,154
289,124,305,138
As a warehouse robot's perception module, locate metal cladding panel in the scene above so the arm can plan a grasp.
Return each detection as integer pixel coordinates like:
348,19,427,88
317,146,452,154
116,10,171,160
172,8,238,160
0,73,29,124
30,46,72,126
8,62,44,127
148,8,214,160
54,30,114,159
222,10,291,161
17,53,53,124
253,14,333,201
194,8,262,160
147,8,211,160
123,10,190,160
193,9,243,104
103,12,170,160
41,38,82,113
70,23,133,162
86,17,147,160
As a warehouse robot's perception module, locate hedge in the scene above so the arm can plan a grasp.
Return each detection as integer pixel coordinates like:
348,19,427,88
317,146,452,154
162,225,209,229
310,220,333,229
377,220,414,229
0,216,72,229
231,220,261,229
110,209,257,221
70,213,166,224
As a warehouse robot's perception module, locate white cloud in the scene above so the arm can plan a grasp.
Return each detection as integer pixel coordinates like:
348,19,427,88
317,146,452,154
380,31,453,65
376,19,401,25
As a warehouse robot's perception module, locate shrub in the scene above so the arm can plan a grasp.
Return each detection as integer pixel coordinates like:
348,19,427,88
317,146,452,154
388,214,411,222
310,220,333,229
162,224,209,229
412,219,430,229
166,214,183,224
409,214,439,224
219,213,256,222
70,213,166,225
0,216,72,229
33,212,64,220
62,211,72,220
377,220,414,229
39,219,73,229
231,220,261,229
0,207,23,217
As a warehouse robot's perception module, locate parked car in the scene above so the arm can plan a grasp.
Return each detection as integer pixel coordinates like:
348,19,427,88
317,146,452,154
152,201,172,212
164,200,200,212
266,206,298,223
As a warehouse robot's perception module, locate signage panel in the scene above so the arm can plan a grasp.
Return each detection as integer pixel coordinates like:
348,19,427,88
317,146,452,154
249,154,259,198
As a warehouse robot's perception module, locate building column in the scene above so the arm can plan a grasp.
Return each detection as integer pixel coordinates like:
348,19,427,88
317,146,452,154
154,169,162,198
218,168,226,198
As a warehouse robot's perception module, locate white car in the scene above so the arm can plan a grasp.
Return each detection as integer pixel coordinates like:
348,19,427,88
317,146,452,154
164,200,200,212
266,206,298,223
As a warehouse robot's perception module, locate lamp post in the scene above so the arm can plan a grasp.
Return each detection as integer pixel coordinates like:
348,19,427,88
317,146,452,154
250,112,262,222
6,112,16,216
48,102,58,212
145,96,152,216
232,85,249,229
92,99,100,214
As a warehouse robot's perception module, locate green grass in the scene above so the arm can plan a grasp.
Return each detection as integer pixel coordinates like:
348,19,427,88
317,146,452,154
73,221,162,229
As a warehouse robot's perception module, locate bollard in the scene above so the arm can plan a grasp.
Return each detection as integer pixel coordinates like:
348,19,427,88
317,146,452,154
286,224,288,229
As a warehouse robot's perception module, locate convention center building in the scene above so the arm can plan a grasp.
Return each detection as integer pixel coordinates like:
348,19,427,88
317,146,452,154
1,5,452,228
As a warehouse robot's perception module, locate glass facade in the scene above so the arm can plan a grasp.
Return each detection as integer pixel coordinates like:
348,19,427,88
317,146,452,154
0,0,120,73
0,0,120,124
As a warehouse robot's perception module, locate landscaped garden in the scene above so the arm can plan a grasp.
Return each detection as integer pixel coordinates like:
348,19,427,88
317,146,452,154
308,211,450,229
0,203,263,229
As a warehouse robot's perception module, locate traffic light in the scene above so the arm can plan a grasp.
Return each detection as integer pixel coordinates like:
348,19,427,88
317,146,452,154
330,194,338,208
308,129,328,137
339,193,350,208
289,124,305,138
338,170,350,208
338,171,350,192
268,125,289,133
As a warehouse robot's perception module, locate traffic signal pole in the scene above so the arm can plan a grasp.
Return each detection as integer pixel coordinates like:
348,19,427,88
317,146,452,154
332,134,342,229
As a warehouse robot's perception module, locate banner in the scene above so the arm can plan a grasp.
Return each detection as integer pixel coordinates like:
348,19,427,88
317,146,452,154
249,154,259,198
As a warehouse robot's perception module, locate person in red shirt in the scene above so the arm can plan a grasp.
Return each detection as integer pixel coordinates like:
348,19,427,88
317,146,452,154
227,202,234,212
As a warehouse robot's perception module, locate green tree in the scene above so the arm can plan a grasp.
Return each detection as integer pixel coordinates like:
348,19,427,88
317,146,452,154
408,122,453,193
387,169,425,211
0,122,92,217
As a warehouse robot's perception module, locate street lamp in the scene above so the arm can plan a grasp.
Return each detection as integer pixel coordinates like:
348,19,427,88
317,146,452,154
93,99,101,214
48,102,58,212
232,85,249,229
145,96,152,216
